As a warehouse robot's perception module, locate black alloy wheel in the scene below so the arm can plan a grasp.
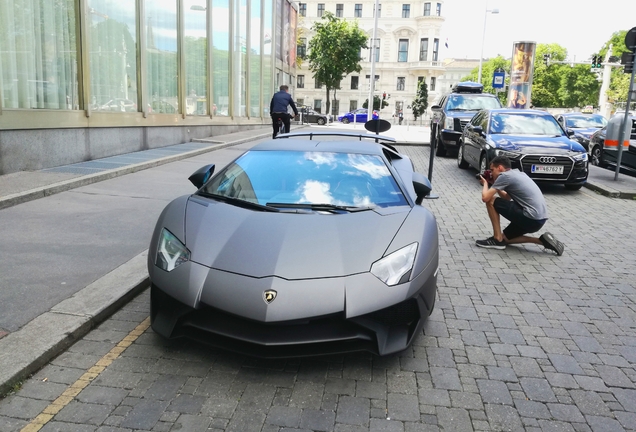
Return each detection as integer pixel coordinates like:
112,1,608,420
457,143,469,169
479,153,488,174
317,117,326,125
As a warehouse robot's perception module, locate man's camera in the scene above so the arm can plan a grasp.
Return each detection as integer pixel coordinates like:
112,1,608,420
476,169,493,184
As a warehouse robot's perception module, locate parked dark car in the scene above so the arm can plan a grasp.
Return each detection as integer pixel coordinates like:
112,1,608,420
296,108,329,125
588,116,636,175
457,109,589,190
430,82,502,157
148,131,439,358
555,112,607,151
338,108,379,124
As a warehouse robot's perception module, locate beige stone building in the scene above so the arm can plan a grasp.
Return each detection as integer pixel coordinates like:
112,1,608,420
294,1,447,120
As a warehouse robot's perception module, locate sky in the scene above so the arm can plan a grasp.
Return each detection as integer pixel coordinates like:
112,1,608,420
442,0,636,62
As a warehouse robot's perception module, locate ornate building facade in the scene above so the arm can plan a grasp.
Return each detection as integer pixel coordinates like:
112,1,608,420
295,1,446,119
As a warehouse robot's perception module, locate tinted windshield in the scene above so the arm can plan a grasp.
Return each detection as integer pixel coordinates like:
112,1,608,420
490,113,564,135
446,94,501,111
199,150,408,208
565,115,607,128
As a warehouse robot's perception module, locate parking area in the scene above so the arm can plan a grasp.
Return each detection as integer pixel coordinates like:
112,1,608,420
1,147,636,432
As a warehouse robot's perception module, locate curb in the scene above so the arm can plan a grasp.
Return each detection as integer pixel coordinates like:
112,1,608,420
0,252,150,397
584,181,636,199
0,132,272,211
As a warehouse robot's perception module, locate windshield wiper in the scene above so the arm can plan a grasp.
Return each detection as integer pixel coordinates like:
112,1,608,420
197,192,280,212
266,202,375,213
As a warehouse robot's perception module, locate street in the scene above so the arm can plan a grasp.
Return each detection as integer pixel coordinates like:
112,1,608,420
1,138,636,431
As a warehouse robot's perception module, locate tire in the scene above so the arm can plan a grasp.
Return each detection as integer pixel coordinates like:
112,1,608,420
591,145,604,167
342,118,350,124
317,117,326,125
479,153,488,174
435,134,447,157
564,184,583,191
457,143,469,169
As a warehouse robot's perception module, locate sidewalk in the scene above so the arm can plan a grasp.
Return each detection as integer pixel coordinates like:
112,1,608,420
1,124,636,396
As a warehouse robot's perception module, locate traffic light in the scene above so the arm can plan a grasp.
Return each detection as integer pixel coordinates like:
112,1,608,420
621,51,635,74
591,56,598,68
596,56,603,68
543,54,550,66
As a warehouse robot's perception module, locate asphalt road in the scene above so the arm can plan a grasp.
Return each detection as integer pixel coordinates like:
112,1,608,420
2,135,636,431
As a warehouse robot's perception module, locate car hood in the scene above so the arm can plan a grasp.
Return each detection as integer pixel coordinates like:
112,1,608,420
571,127,601,139
491,135,586,153
446,111,480,119
184,197,411,279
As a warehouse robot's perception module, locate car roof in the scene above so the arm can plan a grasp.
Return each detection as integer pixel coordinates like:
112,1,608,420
252,139,387,155
485,108,553,116
561,112,602,117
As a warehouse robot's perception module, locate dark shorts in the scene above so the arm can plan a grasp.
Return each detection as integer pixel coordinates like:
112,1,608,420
494,198,546,240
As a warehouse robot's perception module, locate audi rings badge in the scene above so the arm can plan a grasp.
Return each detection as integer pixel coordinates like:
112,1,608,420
539,156,557,163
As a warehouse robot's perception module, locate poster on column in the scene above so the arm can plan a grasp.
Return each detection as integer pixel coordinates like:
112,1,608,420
507,41,536,109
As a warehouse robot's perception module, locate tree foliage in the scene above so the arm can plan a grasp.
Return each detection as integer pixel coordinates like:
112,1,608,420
601,30,631,103
362,95,389,111
462,55,510,102
307,12,368,115
411,80,428,120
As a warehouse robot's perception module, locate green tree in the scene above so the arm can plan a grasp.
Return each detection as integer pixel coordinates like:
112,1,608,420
362,95,389,111
460,56,510,105
600,30,631,103
411,80,428,120
307,11,368,115
530,43,569,107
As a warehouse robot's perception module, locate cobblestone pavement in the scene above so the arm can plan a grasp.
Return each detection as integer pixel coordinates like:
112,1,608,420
1,147,636,432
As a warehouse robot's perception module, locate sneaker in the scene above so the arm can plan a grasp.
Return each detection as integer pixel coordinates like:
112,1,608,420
476,237,506,250
540,232,565,256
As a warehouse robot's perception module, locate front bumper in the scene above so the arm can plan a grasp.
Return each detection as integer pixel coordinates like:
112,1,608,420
149,261,437,358
507,155,589,185
439,129,462,148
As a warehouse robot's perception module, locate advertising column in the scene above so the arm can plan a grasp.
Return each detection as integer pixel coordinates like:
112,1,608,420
507,41,536,109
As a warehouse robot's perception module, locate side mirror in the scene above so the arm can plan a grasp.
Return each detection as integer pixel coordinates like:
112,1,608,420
412,172,438,203
566,128,576,137
431,105,442,111
189,164,215,188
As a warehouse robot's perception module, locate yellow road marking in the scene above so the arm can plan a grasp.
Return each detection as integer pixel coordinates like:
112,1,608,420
20,317,151,432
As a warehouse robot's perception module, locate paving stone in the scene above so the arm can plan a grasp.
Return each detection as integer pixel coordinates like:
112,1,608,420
387,393,419,421
449,391,483,410
224,409,266,432
336,396,370,426
300,408,336,431
485,404,524,431
570,390,612,416
429,367,462,391
547,403,586,423
514,399,551,419
120,399,169,429
436,407,472,432
417,388,450,407
476,379,513,405
584,415,625,432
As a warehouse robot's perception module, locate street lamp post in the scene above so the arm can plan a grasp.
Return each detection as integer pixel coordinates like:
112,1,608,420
478,7,499,84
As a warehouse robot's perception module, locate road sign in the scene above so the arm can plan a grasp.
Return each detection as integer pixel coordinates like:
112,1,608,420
492,71,505,89
625,27,636,52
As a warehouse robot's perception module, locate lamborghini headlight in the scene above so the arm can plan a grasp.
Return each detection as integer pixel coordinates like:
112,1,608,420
156,228,190,272
371,243,418,286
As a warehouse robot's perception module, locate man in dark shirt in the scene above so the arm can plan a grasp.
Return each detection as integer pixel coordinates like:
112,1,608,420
270,85,299,138
476,156,565,255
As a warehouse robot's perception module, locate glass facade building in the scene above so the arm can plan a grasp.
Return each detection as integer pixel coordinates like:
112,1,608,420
0,0,296,174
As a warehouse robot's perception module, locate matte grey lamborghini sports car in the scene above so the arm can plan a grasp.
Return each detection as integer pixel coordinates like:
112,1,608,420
148,131,439,357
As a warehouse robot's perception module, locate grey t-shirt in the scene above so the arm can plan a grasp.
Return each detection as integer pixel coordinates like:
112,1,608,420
492,169,548,220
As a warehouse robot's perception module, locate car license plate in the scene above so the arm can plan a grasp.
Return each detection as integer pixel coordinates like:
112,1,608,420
531,164,563,174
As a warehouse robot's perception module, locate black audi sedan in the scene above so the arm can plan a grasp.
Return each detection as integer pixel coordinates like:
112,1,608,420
458,109,589,190
555,112,607,151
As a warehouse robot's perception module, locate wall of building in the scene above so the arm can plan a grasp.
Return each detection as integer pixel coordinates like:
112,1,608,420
0,0,292,175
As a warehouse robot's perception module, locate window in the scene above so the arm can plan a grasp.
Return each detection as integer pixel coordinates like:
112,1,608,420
297,38,307,58
398,39,409,62
299,3,306,16
331,100,339,116
397,77,405,91
148,0,178,114
297,75,305,88
354,4,362,17
349,100,358,112
314,99,322,113
436,2,442,15
424,2,431,16
317,3,325,17
373,3,381,17
336,3,343,17
351,76,359,90
296,98,304,106
419,38,429,61
433,38,439,61
315,79,322,89
430,77,436,91
186,1,208,115
370,38,380,62
402,4,410,18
